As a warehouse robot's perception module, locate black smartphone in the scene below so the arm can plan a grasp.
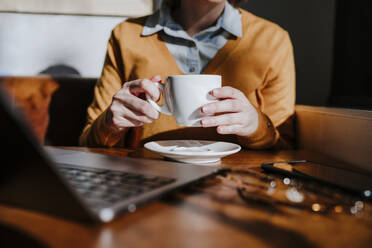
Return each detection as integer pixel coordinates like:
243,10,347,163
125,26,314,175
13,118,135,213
261,160,372,200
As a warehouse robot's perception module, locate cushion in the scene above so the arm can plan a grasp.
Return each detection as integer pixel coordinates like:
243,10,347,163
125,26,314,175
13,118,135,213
0,77,59,144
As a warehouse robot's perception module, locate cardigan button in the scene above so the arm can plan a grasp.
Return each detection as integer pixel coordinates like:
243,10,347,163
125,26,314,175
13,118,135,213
189,67,196,72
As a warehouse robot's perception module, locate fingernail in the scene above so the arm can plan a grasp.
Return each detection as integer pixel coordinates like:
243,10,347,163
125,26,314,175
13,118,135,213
202,106,209,113
218,126,225,133
201,119,209,125
151,75,161,82
153,91,160,101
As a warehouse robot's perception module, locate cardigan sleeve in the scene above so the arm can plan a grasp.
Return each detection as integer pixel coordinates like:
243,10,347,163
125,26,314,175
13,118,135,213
79,32,127,147
238,31,296,149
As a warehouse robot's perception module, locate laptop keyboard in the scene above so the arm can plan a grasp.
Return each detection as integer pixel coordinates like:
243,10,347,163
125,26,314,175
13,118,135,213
58,165,175,210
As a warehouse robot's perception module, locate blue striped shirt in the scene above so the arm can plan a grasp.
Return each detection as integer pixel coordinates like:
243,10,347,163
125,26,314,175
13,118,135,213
141,1,242,74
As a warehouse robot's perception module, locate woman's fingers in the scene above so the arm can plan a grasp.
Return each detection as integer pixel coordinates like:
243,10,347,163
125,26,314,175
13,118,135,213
202,86,248,114
113,93,159,120
151,75,162,83
201,113,244,127
128,78,160,101
109,101,153,130
200,85,259,137
216,125,244,135
202,99,244,114
108,76,163,131
111,114,144,129
210,86,245,100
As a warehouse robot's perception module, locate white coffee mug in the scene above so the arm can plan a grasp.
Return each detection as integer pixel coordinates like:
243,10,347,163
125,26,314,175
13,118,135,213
147,75,221,126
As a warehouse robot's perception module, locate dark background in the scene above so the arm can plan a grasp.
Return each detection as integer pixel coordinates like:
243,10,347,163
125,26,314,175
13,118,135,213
238,0,372,110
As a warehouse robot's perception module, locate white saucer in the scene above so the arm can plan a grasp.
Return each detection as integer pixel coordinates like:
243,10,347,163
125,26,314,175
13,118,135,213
144,140,241,165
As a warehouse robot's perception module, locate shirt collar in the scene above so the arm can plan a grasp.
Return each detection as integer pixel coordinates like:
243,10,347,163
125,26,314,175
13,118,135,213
142,1,242,38
221,2,242,37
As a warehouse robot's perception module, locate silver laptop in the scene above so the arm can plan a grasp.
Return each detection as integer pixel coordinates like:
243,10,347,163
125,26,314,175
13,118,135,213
0,87,219,223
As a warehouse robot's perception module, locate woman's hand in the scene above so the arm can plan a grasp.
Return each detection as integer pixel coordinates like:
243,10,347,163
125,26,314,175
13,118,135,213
106,75,161,132
200,86,259,136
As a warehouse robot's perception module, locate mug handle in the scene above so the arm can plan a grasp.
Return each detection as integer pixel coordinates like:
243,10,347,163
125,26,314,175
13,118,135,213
146,82,172,115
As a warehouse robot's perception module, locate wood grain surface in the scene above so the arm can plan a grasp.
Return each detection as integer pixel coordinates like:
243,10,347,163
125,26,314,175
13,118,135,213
0,147,371,248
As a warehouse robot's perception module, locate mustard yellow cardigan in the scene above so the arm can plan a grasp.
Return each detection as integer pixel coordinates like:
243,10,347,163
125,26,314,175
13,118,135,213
80,9,296,149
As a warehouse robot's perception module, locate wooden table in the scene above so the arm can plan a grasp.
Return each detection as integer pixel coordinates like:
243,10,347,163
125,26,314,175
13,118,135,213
0,147,371,248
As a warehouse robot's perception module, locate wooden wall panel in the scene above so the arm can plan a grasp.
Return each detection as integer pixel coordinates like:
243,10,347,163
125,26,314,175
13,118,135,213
296,105,372,172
